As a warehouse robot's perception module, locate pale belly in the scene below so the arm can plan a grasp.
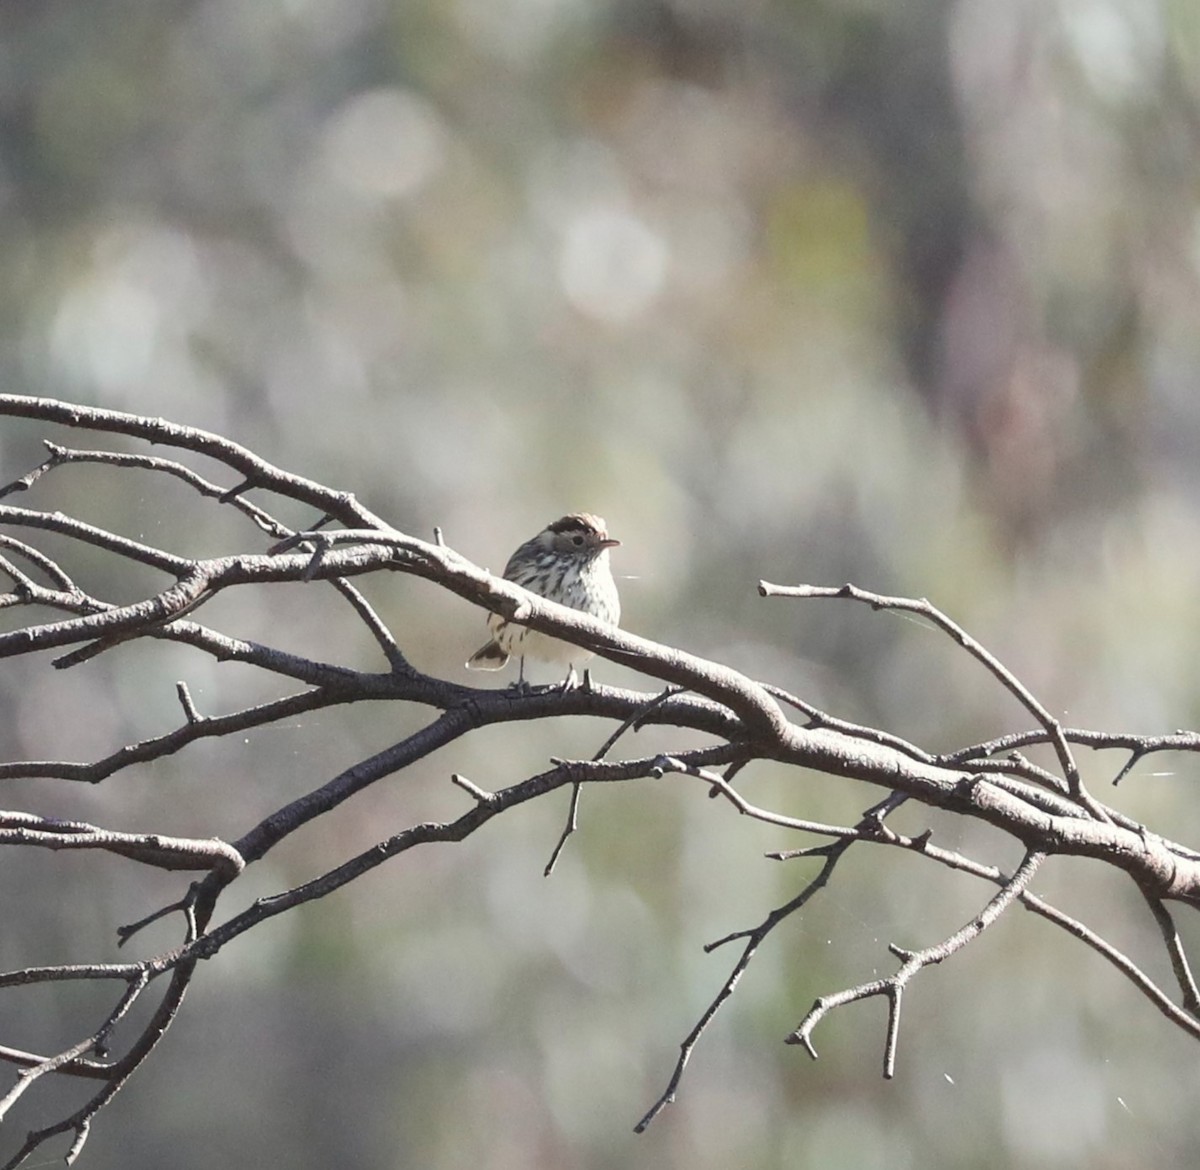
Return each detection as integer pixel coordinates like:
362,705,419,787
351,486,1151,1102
497,624,596,668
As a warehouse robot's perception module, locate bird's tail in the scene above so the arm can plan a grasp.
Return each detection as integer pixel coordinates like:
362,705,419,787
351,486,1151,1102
466,641,509,670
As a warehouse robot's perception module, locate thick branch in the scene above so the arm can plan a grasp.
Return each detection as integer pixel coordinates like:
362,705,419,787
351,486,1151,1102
4,396,1200,1164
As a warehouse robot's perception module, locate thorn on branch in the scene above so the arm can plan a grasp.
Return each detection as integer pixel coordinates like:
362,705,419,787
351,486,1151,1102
766,845,836,860
1113,748,1146,787
302,545,327,582
858,818,900,844
708,758,748,799
704,927,755,952
953,773,985,802
65,1118,91,1165
176,681,203,725
790,1016,820,1060
592,686,683,762
450,773,498,807
862,791,909,821
218,479,253,503
53,637,124,670
544,781,583,877
650,754,717,782
0,445,65,498
118,884,204,947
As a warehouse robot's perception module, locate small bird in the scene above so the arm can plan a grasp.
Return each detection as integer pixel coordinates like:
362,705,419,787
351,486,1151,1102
466,513,621,687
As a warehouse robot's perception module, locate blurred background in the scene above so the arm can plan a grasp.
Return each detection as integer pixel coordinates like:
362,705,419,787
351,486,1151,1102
2,0,1200,1166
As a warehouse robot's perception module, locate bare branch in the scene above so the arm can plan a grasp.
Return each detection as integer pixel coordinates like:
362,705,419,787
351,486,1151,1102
0,532,79,592
0,688,345,783
546,686,687,875
8,440,292,538
183,747,739,967
759,581,1107,819
328,576,411,671
0,814,243,874
0,394,388,529
543,783,584,877
1139,890,1200,1016
0,971,149,1122
449,773,498,806
636,841,850,1132
788,850,1046,1075
3,396,1200,1162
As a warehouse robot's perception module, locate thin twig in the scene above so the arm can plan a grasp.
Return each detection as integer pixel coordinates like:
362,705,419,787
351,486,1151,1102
760,581,1108,820
765,682,933,762
450,773,498,806
1139,889,1200,1016
0,393,390,529
0,969,149,1121
636,840,852,1132
0,532,79,592
545,687,689,875
788,850,1046,1074
0,687,348,783
543,783,584,877
329,577,410,671
943,726,1200,774
5,396,1200,1164
28,441,295,538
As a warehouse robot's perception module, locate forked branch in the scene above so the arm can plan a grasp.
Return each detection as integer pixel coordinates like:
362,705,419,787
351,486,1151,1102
1,396,1199,1166
788,849,1046,1075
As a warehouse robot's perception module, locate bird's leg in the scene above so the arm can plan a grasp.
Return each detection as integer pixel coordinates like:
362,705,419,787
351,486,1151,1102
506,656,531,693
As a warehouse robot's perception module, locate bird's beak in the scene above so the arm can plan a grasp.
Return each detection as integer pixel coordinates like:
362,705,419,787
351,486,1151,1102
600,537,621,549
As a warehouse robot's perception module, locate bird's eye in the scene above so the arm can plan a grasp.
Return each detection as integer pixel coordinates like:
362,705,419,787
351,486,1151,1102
571,534,585,547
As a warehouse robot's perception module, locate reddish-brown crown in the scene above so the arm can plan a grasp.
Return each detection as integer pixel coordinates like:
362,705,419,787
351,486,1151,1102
545,513,619,550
